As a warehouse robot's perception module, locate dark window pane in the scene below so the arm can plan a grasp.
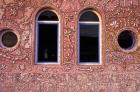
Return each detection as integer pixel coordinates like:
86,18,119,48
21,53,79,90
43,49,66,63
79,11,99,21
118,30,135,49
2,31,18,47
38,11,58,21
38,24,58,62
80,24,99,62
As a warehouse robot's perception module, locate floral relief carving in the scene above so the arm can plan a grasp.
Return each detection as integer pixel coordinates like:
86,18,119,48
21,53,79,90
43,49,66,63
60,0,80,13
3,3,25,20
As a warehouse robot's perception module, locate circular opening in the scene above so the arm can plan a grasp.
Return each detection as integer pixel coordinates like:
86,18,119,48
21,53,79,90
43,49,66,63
1,31,18,48
118,30,135,50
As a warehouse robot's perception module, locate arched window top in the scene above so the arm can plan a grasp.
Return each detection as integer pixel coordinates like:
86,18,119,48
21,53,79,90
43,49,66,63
79,11,99,22
38,10,59,21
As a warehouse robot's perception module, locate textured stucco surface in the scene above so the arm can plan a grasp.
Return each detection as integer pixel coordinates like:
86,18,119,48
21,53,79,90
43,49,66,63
0,0,140,92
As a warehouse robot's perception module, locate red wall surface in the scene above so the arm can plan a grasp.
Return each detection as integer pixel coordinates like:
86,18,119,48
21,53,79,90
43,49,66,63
0,0,140,92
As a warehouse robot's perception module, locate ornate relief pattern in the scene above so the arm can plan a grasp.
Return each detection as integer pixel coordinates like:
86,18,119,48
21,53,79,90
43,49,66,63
0,0,140,91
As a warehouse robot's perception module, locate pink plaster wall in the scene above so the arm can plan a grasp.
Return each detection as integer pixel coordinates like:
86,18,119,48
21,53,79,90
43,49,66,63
0,0,140,92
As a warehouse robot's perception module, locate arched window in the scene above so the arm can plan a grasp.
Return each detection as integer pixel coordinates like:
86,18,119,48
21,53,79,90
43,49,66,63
78,10,101,64
36,10,60,64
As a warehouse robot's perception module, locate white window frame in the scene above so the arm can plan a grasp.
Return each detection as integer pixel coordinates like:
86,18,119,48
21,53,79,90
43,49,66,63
35,10,60,64
78,10,102,65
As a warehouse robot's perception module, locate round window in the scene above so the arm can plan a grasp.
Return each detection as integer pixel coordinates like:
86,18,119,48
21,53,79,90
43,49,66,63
118,30,136,50
1,31,18,48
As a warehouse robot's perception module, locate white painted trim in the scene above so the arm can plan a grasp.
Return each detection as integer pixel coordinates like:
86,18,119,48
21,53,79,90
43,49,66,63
38,21,59,24
35,10,60,64
78,10,102,65
79,21,99,24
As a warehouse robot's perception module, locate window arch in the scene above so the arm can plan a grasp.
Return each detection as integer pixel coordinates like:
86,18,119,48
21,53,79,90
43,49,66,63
36,10,60,64
78,10,101,64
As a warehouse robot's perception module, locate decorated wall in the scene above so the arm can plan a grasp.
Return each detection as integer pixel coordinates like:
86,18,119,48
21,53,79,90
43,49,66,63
0,0,140,92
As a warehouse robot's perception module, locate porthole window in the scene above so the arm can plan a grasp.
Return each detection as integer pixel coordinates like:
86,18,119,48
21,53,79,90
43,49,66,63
0,30,18,48
36,10,60,64
118,30,136,50
78,10,101,64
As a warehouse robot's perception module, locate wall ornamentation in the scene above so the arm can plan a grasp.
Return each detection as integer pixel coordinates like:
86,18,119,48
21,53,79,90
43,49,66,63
0,0,140,91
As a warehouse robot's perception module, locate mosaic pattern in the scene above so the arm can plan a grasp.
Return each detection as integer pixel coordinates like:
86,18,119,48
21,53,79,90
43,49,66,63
0,0,140,91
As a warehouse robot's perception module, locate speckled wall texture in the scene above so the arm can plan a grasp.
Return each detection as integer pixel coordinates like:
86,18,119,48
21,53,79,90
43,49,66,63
0,0,140,92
